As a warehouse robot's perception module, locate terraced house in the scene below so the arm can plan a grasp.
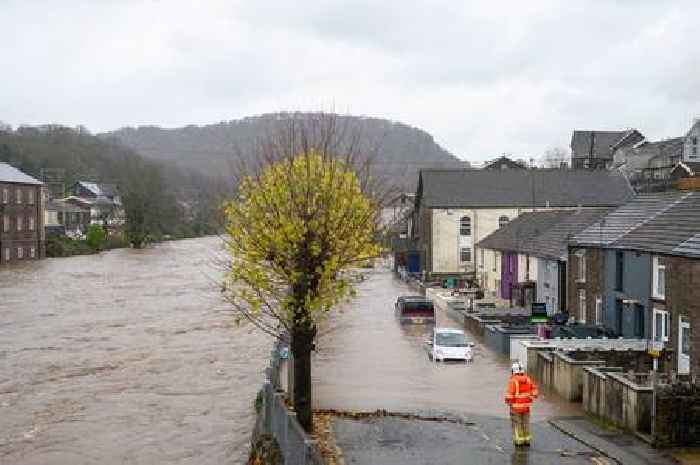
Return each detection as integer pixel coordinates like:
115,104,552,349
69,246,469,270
569,192,700,376
410,168,632,278
0,163,45,264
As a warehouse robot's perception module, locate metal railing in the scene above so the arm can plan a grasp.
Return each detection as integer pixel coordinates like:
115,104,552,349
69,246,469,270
259,343,324,465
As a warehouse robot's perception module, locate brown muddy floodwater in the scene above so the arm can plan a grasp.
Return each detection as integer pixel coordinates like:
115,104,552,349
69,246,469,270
313,270,581,421
0,237,270,465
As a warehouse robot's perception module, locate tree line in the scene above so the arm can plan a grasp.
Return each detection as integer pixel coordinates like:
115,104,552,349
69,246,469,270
0,125,227,247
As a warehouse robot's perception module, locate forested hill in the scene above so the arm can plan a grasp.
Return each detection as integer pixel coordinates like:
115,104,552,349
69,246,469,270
102,113,467,190
0,125,223,237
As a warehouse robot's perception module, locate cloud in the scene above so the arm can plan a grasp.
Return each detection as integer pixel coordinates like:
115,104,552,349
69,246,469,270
0,0,698,162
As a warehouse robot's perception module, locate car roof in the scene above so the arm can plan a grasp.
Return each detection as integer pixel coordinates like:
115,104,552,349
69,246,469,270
398,295,426,300
434,327,465,334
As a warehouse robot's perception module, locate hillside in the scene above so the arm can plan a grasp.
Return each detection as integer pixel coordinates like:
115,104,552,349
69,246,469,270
102,113,467,190
0,125,222,237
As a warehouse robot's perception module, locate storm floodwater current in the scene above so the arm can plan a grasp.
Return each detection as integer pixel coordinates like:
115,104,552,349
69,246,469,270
0,237,269,465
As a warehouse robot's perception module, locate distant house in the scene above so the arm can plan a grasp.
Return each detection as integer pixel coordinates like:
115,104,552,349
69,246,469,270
44,198,91,237
569,191,700,376
612,137,683,188
571,129,644,170
483,156,528,170
476,208,610,313
71,181,124,226
0,163,45,264
410,169,633,277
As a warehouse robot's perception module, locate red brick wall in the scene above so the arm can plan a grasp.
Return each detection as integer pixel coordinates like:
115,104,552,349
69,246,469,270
0,182,44,264
567,246,605,323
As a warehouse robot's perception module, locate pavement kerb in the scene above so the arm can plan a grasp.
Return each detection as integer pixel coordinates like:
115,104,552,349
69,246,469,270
549,418,623,465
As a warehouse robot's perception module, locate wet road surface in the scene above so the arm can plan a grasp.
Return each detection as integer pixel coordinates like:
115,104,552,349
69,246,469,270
313,270,602,464
0,237,269,465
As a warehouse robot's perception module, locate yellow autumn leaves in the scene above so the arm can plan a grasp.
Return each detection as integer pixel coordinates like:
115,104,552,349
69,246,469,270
224,151,380,329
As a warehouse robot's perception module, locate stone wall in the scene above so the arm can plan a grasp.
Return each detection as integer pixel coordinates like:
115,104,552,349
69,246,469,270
654,382,700,447
567,246,605,322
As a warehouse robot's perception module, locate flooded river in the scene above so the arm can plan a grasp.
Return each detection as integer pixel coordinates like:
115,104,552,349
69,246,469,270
0,237,270,465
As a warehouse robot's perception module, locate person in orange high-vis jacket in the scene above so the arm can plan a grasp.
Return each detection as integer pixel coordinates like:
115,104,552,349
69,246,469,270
504,361,538,446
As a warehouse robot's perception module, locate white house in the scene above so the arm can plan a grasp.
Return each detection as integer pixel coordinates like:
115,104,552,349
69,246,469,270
411,169,633,280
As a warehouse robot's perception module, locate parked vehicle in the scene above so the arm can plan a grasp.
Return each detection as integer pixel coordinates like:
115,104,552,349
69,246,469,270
426,328,474,362
395,296,435,324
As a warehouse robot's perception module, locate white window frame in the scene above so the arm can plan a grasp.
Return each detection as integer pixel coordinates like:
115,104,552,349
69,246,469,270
652,256,666,300
27,189,34,204
30,247,36,258
16,188,21,204
595,297,603,325
459,216,471,237
578,289,587,323
28,216,35,231
17,247,23,259
498,215,509,228
1,188,7,203
3,247,9,262
460,247,471,263
2,215,8,233
16,215,22,232
576,250,586,283
653,308,669,342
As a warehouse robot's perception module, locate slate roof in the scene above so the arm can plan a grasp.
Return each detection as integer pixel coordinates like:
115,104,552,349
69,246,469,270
416,169,633,208
571,130,641,160
477,208,611,260
613,192,700,257
0,162,42,185
476,210,571,254
518,208,612,261
77,181,119,198
571,192,687,247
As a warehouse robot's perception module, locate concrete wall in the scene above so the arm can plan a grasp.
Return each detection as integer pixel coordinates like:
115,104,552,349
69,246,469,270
583,367,624,420
552,352,606,402
605,373,653,434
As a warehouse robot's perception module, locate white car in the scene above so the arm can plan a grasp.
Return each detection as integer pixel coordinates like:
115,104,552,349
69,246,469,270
427,328,474,362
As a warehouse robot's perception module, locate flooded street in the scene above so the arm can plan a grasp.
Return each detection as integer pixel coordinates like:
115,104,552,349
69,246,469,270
313,269,580,420
0,237,270,465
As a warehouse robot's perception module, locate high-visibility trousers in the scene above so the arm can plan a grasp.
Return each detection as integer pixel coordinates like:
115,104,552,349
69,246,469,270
510,411,531,445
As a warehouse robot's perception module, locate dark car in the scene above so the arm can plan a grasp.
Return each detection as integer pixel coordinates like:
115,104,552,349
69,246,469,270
395,296,435,324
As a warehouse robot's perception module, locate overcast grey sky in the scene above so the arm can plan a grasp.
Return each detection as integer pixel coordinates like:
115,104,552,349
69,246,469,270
1,1,699,162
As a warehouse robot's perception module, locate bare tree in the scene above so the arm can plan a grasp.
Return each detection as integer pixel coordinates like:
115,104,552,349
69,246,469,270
540,147,569,168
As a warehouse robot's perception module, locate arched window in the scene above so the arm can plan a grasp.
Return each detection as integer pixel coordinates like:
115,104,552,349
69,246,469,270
499,216,509,228
460,216,471,236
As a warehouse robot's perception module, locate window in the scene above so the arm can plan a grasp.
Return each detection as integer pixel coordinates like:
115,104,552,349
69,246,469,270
27,189,34,204
460,247,471,262
16,215,22,232
499,216,509,228
28,216,35,231
30,247,36,258
576,251,586,282
459,216,471,236
17,247,23,259
578,289,587,323
16,188,21,204
1,188,7,203
652,256,665,299
3,248,9,262
595,297,603,325
615,251,624,291
2,215,8,232
493,251,498,271
653,308,669,342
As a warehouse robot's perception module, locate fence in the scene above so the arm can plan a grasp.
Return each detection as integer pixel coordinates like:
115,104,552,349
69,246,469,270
257,343,325,465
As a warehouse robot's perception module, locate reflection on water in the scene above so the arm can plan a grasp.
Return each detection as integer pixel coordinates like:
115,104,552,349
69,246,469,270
0,237,270,464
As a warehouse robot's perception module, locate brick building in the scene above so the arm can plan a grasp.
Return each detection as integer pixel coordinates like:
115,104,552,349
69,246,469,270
0,163,45,264
569,192,700,376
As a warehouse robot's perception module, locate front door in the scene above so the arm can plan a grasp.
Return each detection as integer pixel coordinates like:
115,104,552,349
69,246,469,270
679,318,691,375
500,252,518,300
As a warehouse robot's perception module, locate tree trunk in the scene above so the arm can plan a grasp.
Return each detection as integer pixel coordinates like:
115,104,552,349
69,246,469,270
291,325,315,432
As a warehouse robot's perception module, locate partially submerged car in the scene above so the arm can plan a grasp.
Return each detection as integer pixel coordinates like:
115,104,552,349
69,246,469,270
395,296,435,324
426,328,474,362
